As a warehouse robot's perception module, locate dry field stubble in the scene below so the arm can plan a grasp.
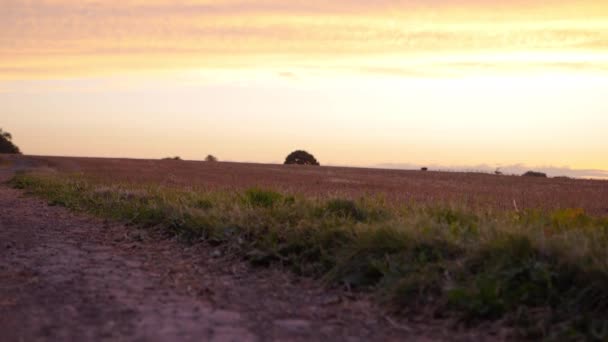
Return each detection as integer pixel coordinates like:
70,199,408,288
10,155,608,339
34,155,608,216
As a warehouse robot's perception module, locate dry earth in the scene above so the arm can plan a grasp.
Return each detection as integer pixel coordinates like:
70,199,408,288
34,156,608,215
0,160,496,341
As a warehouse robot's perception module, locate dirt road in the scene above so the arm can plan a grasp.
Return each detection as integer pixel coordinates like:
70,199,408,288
0,164,489,341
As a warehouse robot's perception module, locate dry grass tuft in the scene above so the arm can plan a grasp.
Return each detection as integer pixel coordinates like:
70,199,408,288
11,171,608,340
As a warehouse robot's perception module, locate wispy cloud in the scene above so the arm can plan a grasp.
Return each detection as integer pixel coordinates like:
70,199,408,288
1,0,608,79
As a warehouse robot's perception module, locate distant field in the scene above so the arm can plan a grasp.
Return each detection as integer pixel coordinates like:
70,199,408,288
10,154,608,339
27,155,608,216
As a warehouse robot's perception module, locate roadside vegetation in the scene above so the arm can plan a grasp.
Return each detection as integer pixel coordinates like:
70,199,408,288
10,172,608,340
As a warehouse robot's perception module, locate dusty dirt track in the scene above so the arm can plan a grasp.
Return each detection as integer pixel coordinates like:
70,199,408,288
0,160,495,341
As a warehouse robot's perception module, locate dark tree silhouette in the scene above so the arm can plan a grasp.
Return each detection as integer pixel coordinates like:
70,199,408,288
0,128,21,154
1,129,12,141
522,171,547,178
205,155,218,162
284,150,320,166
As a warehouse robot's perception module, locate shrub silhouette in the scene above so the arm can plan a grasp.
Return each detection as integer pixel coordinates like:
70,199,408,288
0,128,21,154
284,150,320,166
522,171,547,178
162,156,181,161
205,155,218,162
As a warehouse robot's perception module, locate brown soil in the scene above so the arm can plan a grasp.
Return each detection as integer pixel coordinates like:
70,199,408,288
0,162,496,341
29,155,608,216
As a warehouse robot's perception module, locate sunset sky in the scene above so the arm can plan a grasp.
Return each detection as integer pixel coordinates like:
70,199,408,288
2,0,608,175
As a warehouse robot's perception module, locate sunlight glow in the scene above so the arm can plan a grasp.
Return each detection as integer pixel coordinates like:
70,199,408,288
1,0,607,174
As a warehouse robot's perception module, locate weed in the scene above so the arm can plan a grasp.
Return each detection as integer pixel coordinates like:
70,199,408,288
551,208,590,229
428,207,479,237
10,172,608,339
244,188,283,208
323,199,368,221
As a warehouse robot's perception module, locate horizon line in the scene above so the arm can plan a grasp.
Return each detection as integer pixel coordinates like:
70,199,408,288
19,153,608,181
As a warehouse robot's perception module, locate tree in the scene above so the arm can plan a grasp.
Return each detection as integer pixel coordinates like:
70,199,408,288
1,129,12,141
522,171,547,178
284,150,320,166
205,155,218,162
0,128,21,154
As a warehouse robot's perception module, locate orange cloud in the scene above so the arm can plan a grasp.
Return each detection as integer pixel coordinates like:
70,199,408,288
1,0,608,79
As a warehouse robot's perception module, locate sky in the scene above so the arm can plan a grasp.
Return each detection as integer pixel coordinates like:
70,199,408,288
1,0,608,176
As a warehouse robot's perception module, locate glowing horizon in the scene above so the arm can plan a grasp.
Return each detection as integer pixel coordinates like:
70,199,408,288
2,1,607,173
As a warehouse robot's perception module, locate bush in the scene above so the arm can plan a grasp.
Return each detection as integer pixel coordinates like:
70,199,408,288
324,199,367,221
284,150,320,166
205,155,218,162
0,128,21,154
12,172,608,339
244,188,282,208
523,171,547,178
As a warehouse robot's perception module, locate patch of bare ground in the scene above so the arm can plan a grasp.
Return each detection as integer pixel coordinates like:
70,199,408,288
0,176,498,341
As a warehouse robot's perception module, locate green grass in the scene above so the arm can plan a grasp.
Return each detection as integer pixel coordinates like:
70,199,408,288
10,172,608,340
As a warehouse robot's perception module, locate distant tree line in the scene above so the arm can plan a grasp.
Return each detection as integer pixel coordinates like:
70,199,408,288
161,155,219,162
522,171,547,178
162,151,318,165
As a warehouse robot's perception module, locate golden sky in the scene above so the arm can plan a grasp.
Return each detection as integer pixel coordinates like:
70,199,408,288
3,0,608,78
2,0,608,174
